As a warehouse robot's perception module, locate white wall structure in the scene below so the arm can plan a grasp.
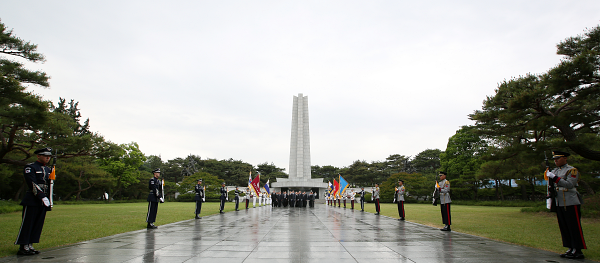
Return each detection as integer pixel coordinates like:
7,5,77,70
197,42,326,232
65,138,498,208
272,93,328,196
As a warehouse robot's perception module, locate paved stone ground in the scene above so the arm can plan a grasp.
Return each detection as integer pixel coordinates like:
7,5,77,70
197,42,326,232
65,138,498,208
1,204,593,263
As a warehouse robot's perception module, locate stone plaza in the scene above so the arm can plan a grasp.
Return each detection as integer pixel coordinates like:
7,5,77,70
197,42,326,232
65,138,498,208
1,204,590,263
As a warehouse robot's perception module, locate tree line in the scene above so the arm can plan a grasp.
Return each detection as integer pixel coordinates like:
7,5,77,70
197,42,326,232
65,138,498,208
1,20,599,203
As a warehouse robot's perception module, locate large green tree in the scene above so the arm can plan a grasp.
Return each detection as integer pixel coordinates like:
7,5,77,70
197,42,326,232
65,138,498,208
440,125,488,200
469,25,600,161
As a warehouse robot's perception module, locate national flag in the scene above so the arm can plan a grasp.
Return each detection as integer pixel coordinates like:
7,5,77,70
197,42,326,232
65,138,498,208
328,181,333,193
333,179,339,197
248,171,252,187
263,179,271,194
250,173,261,196
338,174,349,196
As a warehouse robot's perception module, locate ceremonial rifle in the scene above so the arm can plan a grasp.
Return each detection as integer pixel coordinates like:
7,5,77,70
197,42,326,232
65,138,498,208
160,179,165,203
545,151,557,212
48,149,57,211
432,180,440,206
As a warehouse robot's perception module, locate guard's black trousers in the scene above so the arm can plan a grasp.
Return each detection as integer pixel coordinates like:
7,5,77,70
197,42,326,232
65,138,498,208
360,200,364,210
397,201,405,218
441,203,451,225
375,199,380,212
219,199,226,211
245,198,249,209
556,205,587,249
234,197,239,210
147,202,158,223
15,206,47,245
195,200,202,215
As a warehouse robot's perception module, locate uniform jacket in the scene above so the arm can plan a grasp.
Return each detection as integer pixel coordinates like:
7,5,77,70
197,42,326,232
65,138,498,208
147,177,162,202
234,189,242,200
21,161,52,207
551,164,581,206
373,188,380,199
359,190,365,201
439,179,451,204
194,184,204,201
220,186,228,201
395,186,405,202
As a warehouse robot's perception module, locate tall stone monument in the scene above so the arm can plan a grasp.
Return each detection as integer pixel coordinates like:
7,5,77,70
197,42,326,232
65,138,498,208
272,93,328,197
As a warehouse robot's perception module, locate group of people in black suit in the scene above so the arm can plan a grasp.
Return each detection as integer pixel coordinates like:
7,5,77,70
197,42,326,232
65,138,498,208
270,190,316,208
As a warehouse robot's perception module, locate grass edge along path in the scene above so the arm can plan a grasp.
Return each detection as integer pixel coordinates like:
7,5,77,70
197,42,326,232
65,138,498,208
1,202,598,261
0,202,236,258
355,203,599,262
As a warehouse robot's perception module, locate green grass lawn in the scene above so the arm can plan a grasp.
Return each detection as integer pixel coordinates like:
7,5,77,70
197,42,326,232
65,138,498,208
2,202,598,261
351,202,599,261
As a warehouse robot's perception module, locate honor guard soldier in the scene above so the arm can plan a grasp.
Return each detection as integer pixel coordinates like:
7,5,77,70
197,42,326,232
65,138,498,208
373,184,381,215
437,172,451,231
546,151,587,259
194,179,204,219
245,188,251,209
395,180,406,220
350,190,355,209
15,147,54,255
147,168,163,229
219,182,227,213
342,192,347,208
234,186,242,211
359,187,365,211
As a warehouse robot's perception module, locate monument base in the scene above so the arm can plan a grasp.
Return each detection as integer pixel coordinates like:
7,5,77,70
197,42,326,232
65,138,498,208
272,178,328,199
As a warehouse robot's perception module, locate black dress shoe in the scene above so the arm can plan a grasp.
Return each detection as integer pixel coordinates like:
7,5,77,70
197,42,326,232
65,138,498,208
560,249,573,258
440,226,451,231
147,223,158,229
400,217,405,221
17,246,34,256
565,252,584,259
28,245,40,254
375,212,380,215
195,215,200,219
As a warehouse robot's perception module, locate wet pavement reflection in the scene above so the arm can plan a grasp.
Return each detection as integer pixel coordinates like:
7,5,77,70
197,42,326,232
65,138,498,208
1,204,593,263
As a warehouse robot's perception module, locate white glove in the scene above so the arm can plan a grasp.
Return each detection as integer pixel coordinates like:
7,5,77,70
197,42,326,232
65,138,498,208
159,197,165,203
42,197,50,207
546,171,556,179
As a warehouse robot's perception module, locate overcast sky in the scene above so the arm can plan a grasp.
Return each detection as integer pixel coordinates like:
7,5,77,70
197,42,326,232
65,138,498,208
2,1,599,171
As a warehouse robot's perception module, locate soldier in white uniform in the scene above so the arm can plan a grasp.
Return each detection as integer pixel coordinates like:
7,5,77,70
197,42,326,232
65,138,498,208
437,172,451,231
258,192,262,207
546,151,587,259
349,190,355,209
245,188,251,209
394,180,405,221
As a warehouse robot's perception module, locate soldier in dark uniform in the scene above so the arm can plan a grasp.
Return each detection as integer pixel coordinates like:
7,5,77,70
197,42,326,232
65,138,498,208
359,187,365,211
289,191,296,208
219,182,227,213
146,168,163,229
438,172,451,231
14,147,53,255
271,192,277,207
546,151,587,259
194,179,204,219
234,186,242,211
303,191,308,207
395,180,406,221
373,184,381,215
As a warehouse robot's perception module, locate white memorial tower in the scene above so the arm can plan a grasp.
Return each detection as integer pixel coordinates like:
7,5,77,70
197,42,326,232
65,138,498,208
272,93,328,196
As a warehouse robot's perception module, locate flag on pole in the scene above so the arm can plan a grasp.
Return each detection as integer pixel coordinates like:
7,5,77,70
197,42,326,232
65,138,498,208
333,179,340,197
339,174,349,196
250,173,261,196
328,181,333,194
248,171,252,187
263,179,270,194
